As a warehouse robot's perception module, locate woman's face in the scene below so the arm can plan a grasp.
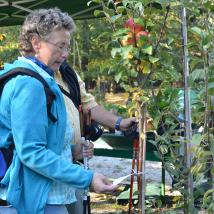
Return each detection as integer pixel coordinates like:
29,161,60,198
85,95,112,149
32,28,71,72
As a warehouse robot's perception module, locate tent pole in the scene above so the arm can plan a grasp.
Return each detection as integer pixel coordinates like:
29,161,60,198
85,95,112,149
181,7,195,213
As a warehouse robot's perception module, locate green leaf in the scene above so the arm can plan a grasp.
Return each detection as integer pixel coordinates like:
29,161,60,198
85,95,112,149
121,45,133,59
210,139,214,155
113,29,128,38
110,14,122,23
204,1,214,11
111,48,121,58
190,58,204,71
190,69,205,82
142,45,153,55
92,0,101,3
202,34,212,49
122,0,129,7
134,2,144,14
94,10,103,17
146,20,155,27
153,115,161,129
148,140,157,147
115,72,122,83
192,134,202,146
208,82,214,95
208,82,214,89
159,144,168,155
134,17,145,26
149,56,159,64
167,37,174,45
130,69,138,77
191,26,203,36
142,63,150,73
116,6,125,14
87,1,93,6
164,162,179,177
160,42,172,50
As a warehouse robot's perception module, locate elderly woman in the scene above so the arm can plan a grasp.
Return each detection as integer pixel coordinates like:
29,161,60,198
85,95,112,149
0,8,116,214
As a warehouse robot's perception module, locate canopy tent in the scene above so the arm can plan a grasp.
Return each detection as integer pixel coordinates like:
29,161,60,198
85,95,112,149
0,0,101,27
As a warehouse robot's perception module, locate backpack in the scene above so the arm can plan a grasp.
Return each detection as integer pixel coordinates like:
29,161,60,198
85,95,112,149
59,61,103,141
0,67,57,180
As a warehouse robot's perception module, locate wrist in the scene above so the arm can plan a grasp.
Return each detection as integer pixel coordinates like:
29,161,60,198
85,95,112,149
115,117,123,131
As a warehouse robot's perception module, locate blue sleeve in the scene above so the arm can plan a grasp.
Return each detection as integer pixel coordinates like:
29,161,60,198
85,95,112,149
10,76,93,189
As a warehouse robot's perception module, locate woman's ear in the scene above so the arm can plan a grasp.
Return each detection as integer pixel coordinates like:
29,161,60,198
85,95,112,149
31,35,41,55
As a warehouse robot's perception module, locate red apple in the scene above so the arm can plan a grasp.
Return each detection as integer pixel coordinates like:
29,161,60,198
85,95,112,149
121,31,149,46
136,31,149,40
121,18,149,46
124,18,144,33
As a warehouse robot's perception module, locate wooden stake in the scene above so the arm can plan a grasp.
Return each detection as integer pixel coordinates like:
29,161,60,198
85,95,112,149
138,102,147,214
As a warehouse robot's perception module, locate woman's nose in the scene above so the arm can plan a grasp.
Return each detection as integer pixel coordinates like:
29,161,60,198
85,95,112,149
61,51,69,59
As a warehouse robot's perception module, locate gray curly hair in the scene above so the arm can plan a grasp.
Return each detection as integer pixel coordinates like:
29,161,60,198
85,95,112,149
19,8,75,56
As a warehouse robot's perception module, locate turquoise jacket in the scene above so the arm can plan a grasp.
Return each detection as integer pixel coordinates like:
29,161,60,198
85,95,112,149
0,57,93,214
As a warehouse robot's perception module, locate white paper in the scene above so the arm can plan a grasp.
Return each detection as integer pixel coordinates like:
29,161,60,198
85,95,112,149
113,174,133,186
113,172,144,186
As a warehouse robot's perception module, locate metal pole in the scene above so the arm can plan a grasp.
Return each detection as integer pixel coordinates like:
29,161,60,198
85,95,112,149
181,7,195,213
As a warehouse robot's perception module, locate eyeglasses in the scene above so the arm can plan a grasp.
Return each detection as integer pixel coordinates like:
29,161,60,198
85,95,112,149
45,40,71,53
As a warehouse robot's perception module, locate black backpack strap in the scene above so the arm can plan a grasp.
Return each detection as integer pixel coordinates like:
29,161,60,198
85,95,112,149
0,67,57,122
59,61,81,109
58,84,73,100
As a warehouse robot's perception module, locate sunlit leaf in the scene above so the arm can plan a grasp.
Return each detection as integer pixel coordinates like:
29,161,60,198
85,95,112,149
149,56,159,64
160,43,172,50
87,1,93,6
120,45,133,59
92,0,101,3
0,34,6,41
140,61,150,73
142,45,152,55
94,10,103,17
191,26,203,36
115,71,122,83
192,134,203,146
111,48,121,58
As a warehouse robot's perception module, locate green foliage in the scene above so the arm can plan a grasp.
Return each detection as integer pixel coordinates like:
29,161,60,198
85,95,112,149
0,33,6,67
91,0,214,211
0,26,20,67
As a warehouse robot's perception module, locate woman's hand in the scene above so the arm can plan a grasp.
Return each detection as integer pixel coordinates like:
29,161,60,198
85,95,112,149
120,117,137,132
72,139,94,161
90,172,118,194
